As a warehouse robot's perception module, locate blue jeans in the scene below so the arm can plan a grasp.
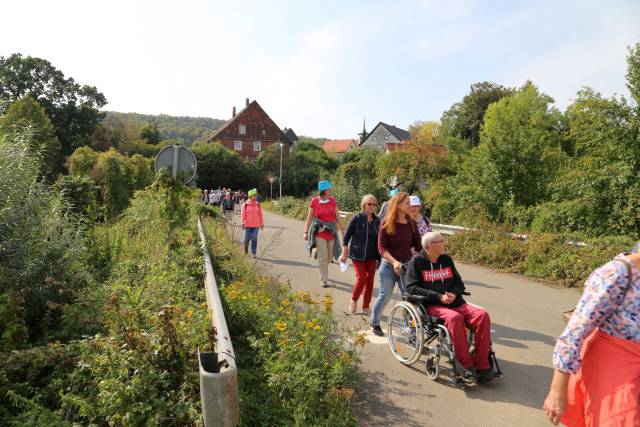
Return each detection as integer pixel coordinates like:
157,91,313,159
370,260,405,327
244,227,259,255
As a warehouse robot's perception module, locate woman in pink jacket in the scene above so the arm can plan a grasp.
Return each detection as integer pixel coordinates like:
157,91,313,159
241,188,264,258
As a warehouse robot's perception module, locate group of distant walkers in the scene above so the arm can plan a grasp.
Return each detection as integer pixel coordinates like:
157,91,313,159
200,179,640,425
200,187,264,258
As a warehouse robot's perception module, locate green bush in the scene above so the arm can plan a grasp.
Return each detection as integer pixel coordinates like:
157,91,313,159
264,196,310,220
1,186,213,425
0,130,92,347
446,225,635,287
54,174,100,218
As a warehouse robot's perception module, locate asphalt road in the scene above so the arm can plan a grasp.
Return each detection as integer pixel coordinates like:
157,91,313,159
228,209,580,427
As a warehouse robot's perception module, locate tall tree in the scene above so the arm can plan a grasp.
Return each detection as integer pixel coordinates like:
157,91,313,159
0,54,107,163
464,82,567,216
626,41,640,105
140,123,161,145
191,141,258,190
0,95,61,180
440,81,513,149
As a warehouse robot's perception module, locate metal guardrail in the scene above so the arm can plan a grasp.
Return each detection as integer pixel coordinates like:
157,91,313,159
197,218,239,427
339,213,585,246
273,203,586,247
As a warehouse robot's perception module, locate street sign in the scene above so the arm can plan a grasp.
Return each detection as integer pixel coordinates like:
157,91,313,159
154,145,198,183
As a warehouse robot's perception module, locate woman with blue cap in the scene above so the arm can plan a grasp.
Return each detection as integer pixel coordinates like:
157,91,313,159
303,180,343,288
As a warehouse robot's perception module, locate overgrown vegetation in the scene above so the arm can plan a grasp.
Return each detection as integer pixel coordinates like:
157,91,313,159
0,128,213,424
1,122,359,424
202,218,360,426
262,197,310,220
445,223,634,287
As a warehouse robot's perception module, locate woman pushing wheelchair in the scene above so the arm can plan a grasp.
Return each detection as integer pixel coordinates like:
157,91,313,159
405,231,495,384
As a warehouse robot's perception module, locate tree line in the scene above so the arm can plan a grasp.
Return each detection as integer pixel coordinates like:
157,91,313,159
331,42,640,240
2,42,639,242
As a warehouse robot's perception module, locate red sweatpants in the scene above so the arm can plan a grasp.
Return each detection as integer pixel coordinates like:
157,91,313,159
352,259,377,308
426,303,491,370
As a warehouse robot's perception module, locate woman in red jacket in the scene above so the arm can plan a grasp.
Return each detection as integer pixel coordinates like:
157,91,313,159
241,188,264,258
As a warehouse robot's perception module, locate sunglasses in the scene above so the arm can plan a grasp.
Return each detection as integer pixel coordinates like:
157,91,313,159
431,240,445,244
366,202,378,206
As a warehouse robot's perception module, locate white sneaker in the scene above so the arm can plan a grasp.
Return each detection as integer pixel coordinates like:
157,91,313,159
348,300,357,314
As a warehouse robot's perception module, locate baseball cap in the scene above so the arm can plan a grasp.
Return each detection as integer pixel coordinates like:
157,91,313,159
318,180,332,191
409,195,421,206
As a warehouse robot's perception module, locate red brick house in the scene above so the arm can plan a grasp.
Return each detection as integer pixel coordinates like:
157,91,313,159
207,98,292,160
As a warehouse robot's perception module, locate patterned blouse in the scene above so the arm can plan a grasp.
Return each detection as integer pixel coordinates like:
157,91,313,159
552,255,640,374
416,215,433,235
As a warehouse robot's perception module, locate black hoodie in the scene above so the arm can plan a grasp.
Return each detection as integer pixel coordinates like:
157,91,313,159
405,250,466,308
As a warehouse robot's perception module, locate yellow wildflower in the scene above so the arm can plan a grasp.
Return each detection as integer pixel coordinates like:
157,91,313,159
274,320,287,331
354,332,368,347
329,386,354,400
278,338,290,346
322,294,333,313
340,352,353,365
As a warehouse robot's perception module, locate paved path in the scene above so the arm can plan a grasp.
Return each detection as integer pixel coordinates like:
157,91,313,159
230,209,580,427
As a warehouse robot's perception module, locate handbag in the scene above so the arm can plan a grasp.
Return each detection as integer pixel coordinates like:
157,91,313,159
562,258,633,325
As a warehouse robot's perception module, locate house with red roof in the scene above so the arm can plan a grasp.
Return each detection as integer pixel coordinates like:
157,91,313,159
206,98,294,160
322,139,358,158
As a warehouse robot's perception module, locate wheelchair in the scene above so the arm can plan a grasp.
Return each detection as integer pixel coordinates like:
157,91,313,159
387,291,503,385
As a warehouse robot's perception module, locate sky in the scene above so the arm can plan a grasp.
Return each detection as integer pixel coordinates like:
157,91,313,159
1,0,639,139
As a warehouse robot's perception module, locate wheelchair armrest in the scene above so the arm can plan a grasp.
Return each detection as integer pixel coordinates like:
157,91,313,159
403,294,429,304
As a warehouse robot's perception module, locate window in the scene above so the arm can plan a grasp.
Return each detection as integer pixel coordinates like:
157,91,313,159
234,140,242,151
384,134,389,141
253,140,261,152
239,124,246,135
372,136,377,141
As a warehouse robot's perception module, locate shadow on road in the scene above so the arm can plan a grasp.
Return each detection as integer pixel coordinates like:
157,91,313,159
492,323,557,348
392,356,551,412
463,359,551,411
464,280,502,290
263,258,314,268
352,370,435,427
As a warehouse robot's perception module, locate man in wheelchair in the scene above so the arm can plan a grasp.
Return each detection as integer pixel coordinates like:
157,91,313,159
405,231,494,384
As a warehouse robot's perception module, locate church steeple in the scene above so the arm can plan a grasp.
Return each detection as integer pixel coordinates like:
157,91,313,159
358,117,368,143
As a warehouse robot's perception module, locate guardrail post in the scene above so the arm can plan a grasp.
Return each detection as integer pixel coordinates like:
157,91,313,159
197,218,239,427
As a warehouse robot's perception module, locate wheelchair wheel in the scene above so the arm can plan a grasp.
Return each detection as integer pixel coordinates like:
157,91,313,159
425,355,440,380
387,302,424,365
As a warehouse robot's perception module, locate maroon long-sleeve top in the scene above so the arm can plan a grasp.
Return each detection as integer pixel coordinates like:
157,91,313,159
378,219,422,263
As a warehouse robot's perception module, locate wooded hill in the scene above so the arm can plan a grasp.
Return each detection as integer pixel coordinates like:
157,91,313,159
103,111,225,144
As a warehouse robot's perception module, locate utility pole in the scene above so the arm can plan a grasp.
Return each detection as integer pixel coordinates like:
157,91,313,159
279,143,284,199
